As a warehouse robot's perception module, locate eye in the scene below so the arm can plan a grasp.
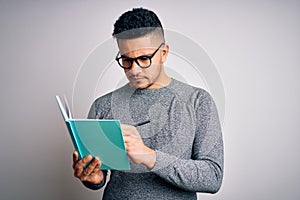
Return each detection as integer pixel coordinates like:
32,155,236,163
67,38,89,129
138,56,150,61
122,58,132,62
120,57,133,68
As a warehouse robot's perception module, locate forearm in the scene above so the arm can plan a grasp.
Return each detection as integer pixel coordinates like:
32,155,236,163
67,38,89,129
151,150,223,193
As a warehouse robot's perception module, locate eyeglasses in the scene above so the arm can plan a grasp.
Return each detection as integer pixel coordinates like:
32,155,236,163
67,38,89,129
115,42,165,69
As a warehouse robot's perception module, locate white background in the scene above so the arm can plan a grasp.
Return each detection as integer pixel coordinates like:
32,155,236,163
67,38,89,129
0,1,299,199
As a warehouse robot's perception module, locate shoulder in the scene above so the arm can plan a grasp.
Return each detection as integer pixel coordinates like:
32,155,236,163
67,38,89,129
92,84,128,108
171,79,213,105
92,92,113,110
172,80,219,122
89,84,128,118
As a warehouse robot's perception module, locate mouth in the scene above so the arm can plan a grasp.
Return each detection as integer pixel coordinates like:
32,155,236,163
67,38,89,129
130,76,145,81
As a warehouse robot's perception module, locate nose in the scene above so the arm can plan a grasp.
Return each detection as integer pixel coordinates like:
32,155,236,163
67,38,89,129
129,60,142,75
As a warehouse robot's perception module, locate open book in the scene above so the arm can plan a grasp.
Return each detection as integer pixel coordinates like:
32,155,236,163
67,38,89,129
55,95,130,170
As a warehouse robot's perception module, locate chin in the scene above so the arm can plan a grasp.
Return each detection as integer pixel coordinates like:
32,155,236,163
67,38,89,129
129,79,144,87
135,84,148,89
130,82,150,89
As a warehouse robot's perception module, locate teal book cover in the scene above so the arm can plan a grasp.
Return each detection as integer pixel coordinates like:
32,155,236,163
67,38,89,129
56,95,130,170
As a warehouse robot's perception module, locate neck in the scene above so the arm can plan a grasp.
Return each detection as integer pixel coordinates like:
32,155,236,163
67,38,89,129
146,75,172,90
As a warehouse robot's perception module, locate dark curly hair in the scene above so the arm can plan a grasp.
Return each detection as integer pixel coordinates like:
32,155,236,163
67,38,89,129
112,8,164,39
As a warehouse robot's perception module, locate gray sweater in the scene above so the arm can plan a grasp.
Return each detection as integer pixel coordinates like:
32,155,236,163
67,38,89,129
85,79,223,199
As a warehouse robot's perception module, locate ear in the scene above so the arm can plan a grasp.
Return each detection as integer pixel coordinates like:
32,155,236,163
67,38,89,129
161,44,169,63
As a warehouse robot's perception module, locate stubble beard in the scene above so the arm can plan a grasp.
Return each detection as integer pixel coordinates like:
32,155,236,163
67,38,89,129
129,76,154,89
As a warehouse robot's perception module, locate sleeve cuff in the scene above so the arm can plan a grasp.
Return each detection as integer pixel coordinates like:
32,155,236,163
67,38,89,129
150,150,177,172
81,170,107,190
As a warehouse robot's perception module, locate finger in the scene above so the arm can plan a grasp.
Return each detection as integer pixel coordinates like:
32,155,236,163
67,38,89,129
121,124,136,133
121,124,131,129
123,133,140,140
74,155,92,172
92,158,101,171
85,157,101,174
122,126,140,137
127,123,137,129
123,130,139,138
82,157,100,176
122,131,132,137
123,135,131,143
81,155,93,165
74,155,93,178
124,144,130,151
89,157,101,170
73,151,78,161
94,162,101,172
72,151,78,167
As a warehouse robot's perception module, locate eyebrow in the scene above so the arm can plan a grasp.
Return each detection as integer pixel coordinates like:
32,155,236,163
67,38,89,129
120,53,152,59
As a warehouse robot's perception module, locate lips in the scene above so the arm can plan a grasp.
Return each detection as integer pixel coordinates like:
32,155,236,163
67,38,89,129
131,77,144,81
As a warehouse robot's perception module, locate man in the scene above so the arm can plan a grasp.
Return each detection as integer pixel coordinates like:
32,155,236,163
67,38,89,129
72,8,223,199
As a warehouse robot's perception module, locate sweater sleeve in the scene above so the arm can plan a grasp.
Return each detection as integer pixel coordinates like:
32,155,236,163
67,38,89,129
150,91,224,193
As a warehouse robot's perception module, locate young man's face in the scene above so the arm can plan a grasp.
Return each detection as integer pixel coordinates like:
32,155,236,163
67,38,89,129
117,34,169,89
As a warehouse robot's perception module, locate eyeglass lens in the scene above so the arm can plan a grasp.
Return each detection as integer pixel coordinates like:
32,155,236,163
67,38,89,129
121,56,151,68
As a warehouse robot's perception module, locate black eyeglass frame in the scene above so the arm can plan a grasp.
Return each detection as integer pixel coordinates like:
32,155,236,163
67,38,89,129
115,42,165,69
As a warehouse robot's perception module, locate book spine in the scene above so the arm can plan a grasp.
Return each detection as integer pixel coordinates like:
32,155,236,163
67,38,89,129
66,121,83,159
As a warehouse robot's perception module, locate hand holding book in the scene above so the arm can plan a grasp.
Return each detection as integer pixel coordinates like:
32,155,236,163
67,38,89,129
72,151,104,185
